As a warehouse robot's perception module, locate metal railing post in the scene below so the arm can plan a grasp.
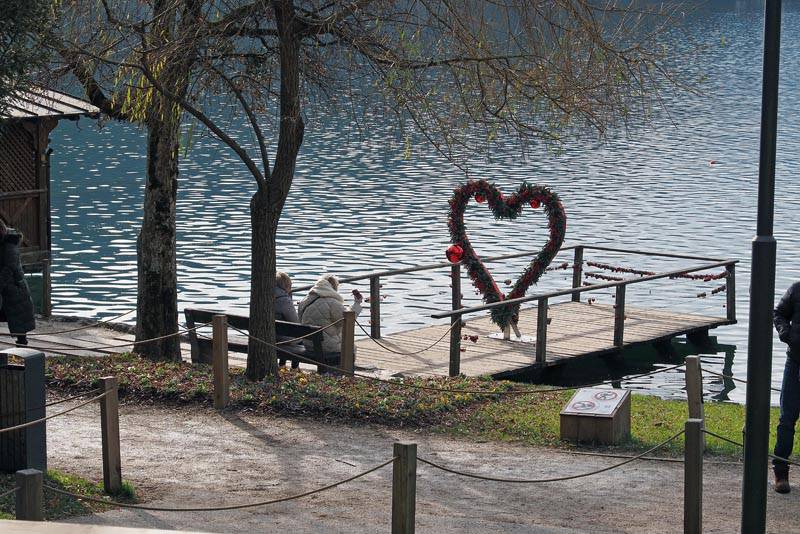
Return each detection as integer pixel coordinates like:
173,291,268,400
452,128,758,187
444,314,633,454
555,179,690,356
212,315,230,410
536,298,548,364
392,443,417,534
99,376,122,494
341,310,356,374
684,356,706,451
726,263,736,323
684,419,703,534
572,246,584,302
370,276,381,339
15,468,43,521
614,285,626,348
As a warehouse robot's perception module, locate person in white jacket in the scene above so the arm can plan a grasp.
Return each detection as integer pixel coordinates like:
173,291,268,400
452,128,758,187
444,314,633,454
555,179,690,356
297,274,362,365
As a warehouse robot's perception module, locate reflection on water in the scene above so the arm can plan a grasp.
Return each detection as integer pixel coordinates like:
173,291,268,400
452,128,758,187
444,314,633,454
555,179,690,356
47,1,800,404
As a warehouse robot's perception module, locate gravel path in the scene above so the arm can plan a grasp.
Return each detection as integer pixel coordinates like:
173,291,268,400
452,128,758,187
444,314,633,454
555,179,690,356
44,402,800,533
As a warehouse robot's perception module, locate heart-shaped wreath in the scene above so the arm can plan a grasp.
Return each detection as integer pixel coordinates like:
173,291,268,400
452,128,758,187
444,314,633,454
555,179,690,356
447,179,567,330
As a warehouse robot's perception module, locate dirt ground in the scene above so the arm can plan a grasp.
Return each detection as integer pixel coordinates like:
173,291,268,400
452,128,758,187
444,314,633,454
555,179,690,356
44,401,800,533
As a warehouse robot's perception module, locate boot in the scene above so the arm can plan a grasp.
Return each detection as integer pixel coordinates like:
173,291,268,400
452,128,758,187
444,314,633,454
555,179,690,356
15,335,28,346
774,464,790,494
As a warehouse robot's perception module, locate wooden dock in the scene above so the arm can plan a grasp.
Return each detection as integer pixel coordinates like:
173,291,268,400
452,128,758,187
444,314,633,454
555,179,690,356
354,301,732,379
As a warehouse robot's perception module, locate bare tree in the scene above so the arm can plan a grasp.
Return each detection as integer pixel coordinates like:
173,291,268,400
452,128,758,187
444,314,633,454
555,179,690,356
55,0,685,378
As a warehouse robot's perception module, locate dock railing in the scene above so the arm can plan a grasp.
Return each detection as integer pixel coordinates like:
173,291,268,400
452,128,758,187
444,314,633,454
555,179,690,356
296,245,737,376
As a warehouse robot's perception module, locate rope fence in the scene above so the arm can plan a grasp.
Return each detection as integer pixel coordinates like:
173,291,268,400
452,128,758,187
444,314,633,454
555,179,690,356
701,367,782,393
42,457,395,512
703,428,800,468
355,319,456,356
0,390,110,435
418,430,685,483
0,309,136,338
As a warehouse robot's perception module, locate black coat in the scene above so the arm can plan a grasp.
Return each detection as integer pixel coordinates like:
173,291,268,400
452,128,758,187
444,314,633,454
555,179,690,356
774,282,800,362
0,232,35,334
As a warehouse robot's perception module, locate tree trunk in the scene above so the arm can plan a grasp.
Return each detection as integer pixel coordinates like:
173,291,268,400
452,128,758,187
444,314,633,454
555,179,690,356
246,188,280,380
134,116,180,361
245,0,305,380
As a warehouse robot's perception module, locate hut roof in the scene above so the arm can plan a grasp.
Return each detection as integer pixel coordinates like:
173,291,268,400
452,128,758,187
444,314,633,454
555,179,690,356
0,87,99,121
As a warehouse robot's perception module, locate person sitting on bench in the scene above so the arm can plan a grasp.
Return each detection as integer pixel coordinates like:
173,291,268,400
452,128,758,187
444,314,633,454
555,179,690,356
297,274,362,367
274,271,305,366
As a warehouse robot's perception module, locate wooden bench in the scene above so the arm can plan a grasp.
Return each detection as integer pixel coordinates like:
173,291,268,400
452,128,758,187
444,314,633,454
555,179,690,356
184,308,325,369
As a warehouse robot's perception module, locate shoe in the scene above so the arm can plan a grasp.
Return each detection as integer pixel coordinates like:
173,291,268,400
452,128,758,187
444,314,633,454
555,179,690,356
16,335,28,346
774,465,790,494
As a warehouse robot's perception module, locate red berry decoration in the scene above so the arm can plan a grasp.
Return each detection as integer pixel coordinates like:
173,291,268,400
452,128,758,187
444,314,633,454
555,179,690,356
530,199,541,209
475,193,486,203
446,244,464,263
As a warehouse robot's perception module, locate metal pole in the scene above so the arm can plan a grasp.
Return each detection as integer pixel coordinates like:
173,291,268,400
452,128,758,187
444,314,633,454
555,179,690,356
742,2,781,532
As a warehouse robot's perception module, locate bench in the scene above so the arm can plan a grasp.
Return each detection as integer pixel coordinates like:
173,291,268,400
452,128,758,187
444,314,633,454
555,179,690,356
184,308,325,369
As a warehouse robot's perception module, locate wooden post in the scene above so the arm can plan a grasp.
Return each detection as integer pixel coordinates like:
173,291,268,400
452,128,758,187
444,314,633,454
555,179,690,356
212,315,229,410
684,419,703,534
685,356,706,450
449,264,462,377
451,263,461,312
449,315,462,377
370,276,381,339
536,298,548,364
99,376,122,494
572,246,584,302
614,284,626,348
340,310,356,374
42,259,52,317
15,469,43,521
392,442,417,534
726,263,736,323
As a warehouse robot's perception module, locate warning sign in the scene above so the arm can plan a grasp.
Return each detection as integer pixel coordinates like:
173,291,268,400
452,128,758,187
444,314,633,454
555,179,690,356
561,388,629,417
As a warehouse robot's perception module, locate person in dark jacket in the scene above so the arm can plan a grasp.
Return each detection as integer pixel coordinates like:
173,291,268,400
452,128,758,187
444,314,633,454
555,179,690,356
773,282,800,493
0,220,35,345
274,271,304,367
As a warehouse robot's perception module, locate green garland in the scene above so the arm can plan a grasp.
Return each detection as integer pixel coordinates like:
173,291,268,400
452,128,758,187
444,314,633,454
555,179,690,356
447,180,567,330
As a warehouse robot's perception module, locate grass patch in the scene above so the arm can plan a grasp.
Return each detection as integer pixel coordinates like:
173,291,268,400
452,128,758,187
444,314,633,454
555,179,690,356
0,470,136,521
439,389,799,460
45,353,800,461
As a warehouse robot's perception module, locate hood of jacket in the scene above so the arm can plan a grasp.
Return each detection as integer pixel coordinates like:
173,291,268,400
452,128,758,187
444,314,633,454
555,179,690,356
306,278,343,302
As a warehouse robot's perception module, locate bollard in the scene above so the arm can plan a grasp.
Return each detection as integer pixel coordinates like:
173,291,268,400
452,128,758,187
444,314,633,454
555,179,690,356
15,469,43,521
392,443,417,534
99,376,122,494
684,419,703,534
340,310,356,374
684,356,705,450
212,315,230,410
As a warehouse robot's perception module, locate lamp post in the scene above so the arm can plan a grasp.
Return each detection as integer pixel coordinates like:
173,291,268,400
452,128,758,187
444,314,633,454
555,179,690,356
742,1,782,532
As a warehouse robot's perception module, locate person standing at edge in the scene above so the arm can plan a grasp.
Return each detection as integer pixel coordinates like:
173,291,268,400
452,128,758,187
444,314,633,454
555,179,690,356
773,282,800,493
0,220,36,345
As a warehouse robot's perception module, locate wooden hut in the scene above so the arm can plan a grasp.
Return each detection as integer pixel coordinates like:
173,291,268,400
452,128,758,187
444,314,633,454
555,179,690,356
0,88,98,316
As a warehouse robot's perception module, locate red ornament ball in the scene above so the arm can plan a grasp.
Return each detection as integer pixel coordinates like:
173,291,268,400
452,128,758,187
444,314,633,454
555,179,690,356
475,193,486,203
530,199,541,209
446,244,464,263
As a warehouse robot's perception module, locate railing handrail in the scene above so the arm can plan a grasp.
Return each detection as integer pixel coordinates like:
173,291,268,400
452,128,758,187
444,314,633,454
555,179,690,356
293,245,580,292
430,258,738,320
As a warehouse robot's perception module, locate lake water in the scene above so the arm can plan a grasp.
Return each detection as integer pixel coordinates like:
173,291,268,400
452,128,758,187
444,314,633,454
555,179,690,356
46,1,800,404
